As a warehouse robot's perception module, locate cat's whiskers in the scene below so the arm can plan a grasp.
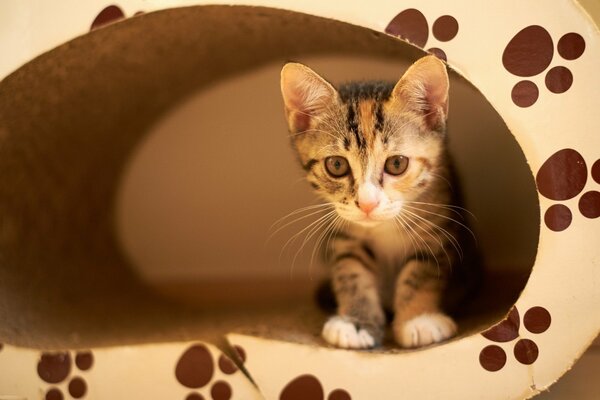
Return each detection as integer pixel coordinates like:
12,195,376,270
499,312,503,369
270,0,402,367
278,209,337,267
312,215,336,267
267,203,334,244
403,203,477,242
269,202,334,230
395,213,426,258
393,214,419,263
291,176,311,187
290,211,337,278
324,217,348,260
428,172,453,190
309,214,342,278
401,206,462,262
399,210,448,269
397,213,443,280
395,213,440,274
404,200,477,220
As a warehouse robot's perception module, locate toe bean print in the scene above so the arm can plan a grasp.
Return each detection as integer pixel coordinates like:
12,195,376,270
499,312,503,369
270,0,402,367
536,149,587,201
328,389,352,400
218,345,246,375
91,4,145,30
175,344,245,400
176,345,215,389
38,351,93,399
186,394,205,400
545,66,573,94
513,339,539,365
523,307,552,334
481,307,520,343
38,352,71,384
211,381,233,400
385,9,460,61
536,149,600,231
503,26,586,107
544,204,573,232
593,160,600,184
578,191,600,219
279,374,352,400
503,26,554,77
90,5,125,30
385,9,429,48
479,345,508,372
479,306,552,371
511,80,539,108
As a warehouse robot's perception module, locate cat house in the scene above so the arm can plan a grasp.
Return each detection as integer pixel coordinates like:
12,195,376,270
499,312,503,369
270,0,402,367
0,1,598,399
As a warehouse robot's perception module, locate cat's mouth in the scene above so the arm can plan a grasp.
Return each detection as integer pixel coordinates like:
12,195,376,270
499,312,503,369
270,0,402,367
352,214,393,227
356,218,381,228
335,213,382,227
335,205,399,228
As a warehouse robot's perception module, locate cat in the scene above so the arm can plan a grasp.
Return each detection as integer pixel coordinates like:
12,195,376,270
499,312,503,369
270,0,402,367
279,55,480,349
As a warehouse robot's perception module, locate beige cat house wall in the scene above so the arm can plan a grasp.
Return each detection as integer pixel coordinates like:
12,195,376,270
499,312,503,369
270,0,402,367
0,1,598,399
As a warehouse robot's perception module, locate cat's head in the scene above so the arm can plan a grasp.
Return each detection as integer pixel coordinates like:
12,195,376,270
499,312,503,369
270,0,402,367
280,55,450,227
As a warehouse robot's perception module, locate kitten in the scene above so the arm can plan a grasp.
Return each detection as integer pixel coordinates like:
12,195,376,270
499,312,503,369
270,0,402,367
280,55,479,349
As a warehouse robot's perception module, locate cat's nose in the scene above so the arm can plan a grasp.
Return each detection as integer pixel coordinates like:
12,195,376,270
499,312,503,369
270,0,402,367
358,200,379,215
357,181,380,215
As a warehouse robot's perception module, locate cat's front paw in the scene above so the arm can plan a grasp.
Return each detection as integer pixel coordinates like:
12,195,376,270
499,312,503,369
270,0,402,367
322,316,378,349
394,312,457,348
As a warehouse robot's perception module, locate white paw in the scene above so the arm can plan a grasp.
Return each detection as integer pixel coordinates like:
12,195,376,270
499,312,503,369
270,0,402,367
322,316,376,349
395,313,457,348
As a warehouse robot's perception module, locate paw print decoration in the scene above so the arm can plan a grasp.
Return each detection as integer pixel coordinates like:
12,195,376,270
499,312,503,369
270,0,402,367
503,25,586,107
479,306,551,372
279,374,352,400
90,4,144,30
37,350,94,399
536,149,600,231
385,9,459,61
175,343,247,400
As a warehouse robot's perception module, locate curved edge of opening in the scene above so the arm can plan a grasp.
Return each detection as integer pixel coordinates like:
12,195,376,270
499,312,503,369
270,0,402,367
0,4,539,350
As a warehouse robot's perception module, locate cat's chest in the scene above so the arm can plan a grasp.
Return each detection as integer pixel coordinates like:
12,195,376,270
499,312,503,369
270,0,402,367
350,222,413,307
354,222,412,266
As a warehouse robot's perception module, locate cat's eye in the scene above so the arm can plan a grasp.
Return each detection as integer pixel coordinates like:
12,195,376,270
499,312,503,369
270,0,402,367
325,156,350,178
384,155,409,176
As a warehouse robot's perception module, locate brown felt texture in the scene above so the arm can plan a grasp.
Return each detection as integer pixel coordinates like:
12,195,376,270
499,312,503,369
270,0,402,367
0,5,536,349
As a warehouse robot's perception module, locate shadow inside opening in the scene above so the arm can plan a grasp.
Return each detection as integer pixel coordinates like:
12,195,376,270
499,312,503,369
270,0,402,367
0,5,538,349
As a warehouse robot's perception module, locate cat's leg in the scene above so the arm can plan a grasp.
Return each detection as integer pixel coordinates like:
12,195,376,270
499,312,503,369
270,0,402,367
392,259,457,348
322,257,385,349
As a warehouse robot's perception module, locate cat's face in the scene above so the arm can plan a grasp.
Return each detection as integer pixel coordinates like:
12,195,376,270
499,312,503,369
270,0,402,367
280,56,449,227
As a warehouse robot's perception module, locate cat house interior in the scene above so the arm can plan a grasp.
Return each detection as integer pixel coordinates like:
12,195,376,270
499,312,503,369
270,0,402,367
0,6,538,350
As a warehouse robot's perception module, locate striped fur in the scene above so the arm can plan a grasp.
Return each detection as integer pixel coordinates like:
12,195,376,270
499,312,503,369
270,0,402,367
280,56,479,349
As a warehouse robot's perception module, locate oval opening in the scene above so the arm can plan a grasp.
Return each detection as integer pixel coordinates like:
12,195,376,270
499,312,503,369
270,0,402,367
0,6,539,349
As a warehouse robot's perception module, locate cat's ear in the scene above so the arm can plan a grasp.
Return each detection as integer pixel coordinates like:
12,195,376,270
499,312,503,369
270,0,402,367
390,55,449,131
280,63,338,133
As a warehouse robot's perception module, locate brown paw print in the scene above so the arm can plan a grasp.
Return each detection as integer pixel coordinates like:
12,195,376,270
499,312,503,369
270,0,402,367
536,149,600,231
385,9,459,61
479,306,551,372
503,26,585,107
90,4,144,30
280,374,352,400
37,350,94,399
175,344,246,400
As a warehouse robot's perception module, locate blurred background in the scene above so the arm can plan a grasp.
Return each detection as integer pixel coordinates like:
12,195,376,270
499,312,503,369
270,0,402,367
115,54,539,306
